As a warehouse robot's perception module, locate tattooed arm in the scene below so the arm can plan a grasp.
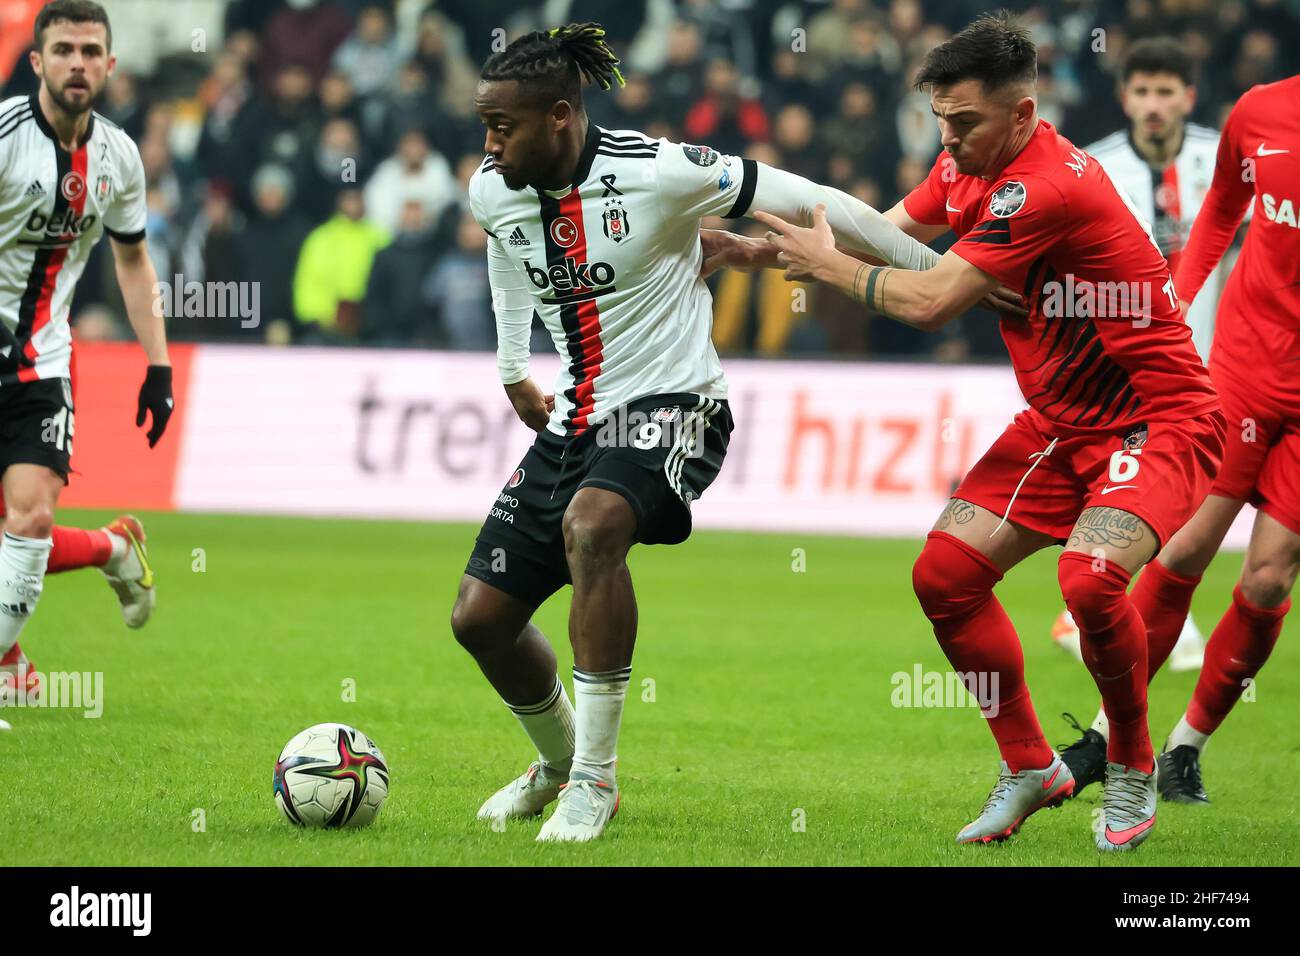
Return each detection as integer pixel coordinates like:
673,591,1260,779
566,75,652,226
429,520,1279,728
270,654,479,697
754,205,1003,331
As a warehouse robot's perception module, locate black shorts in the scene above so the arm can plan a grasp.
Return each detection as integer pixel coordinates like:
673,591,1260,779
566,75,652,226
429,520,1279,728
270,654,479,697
0,378,74,481
465,392,733,608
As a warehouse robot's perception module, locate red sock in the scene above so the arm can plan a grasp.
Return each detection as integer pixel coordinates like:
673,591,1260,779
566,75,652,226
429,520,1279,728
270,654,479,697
914,532,1054,772
1130,558,1201,680
48,526,114,573
1058,552,1152,772
1187,585,1288,735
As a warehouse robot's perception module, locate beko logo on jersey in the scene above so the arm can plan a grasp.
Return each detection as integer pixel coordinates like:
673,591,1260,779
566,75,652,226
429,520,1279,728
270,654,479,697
25,206,96,238
523,257,617,301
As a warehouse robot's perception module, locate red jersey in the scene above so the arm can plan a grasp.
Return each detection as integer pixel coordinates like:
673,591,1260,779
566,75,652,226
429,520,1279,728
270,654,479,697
1174,76,1300,409
905,119,1219,432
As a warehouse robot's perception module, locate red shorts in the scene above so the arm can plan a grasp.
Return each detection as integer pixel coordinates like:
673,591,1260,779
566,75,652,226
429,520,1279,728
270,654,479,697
954,408,1227,547
1207,364,1300,535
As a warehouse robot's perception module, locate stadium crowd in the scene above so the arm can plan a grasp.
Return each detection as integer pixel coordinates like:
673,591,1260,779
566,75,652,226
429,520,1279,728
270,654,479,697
2,0,1295,360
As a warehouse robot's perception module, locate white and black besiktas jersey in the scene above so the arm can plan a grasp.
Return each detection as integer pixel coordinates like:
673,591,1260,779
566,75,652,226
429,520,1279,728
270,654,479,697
0,94,147,386
1086,123,1221,360
469,125,757,438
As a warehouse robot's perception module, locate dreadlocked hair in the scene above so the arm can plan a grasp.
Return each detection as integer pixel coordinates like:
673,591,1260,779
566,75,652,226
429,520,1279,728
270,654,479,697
481,22,625,109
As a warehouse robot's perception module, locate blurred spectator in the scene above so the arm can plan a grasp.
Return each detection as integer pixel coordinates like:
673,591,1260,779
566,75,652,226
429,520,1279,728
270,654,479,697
332,5,401,99
422,211,494,351
595,74,670,138
259,0,354,89
771,104,822,181
195,51,256,191
238,165,313,342
319,69,362,128
302,117,368,222
364,201,443,346
763,50,830,118
648,20,707,124
293,188,389,340
364,128,459,235
684,59,770,154
822,82,897,185
805,0,876,81
102,71,146,142
230,64,321,209
179,181,243,296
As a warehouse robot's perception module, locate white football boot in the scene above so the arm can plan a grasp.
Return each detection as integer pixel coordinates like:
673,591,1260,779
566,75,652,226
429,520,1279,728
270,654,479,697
1096,761,1157,852
477,761,567,824
536,771,620,843
957,756,1075,844
101,515,155,629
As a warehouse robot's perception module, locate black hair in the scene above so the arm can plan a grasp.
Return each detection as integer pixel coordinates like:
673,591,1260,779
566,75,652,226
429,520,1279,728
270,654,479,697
480,22,625,109
35,0,112,52
914,11,1036,93
1122,37,1195,86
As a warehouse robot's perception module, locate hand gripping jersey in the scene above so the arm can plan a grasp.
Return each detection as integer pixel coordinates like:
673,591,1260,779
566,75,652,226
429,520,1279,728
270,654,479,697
1086,123,1221,360
904,119,1219,433
0,94,148,386
1174,75,1300,410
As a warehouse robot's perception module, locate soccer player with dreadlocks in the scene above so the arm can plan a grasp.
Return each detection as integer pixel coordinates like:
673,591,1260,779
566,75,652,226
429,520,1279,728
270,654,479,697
453,22,940,842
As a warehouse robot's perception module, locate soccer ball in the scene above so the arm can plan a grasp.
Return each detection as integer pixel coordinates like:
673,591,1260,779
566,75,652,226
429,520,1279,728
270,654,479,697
273,723,389,828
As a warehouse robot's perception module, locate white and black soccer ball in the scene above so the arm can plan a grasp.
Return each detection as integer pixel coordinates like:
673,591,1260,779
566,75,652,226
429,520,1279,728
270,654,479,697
274,723,389,828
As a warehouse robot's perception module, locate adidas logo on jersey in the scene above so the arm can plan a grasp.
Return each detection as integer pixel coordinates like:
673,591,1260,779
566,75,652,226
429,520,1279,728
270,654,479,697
25,180,44,197
507,226,530,247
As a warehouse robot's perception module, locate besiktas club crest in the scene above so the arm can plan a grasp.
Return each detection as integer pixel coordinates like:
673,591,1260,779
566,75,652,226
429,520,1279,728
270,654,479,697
602,199,630,242
989,181,1026,218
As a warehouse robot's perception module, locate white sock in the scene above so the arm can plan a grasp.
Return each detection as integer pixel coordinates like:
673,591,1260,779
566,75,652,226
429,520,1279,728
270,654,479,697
0,532,52,656
1166,714,1210,752
506,674,575,774
103,528,129,569
1091,706,1109,740
571,665,631,785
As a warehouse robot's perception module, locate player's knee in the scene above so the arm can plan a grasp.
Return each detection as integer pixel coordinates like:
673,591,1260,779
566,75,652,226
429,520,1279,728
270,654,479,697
450,587,506,657
2,502,53,539
562,499,633,567
1057,554,1126,632
1238,562,1295,609
912,541,991,623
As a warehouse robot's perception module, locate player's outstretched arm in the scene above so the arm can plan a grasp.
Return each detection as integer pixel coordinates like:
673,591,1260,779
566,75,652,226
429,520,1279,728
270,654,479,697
744,163,941,272
111,236,173,447
756,205,1001,331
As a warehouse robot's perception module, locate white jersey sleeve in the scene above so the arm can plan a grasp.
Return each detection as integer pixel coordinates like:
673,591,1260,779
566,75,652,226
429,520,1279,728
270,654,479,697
103,138,147,241
470,164,533,385
654,140,754,220
656,139,939,271
746,162,941,271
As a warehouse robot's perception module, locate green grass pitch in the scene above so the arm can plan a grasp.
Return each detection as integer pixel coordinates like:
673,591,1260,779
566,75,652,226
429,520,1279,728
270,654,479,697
1,509,1294,866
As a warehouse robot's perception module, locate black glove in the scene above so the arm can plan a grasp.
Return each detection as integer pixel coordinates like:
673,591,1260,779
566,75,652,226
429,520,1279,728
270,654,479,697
136,365,174,448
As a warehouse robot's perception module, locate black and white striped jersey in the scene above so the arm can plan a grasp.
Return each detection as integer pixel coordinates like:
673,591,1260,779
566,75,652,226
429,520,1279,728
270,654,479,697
469,124,755,438
1086,123,1220,360
0,94,147,386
